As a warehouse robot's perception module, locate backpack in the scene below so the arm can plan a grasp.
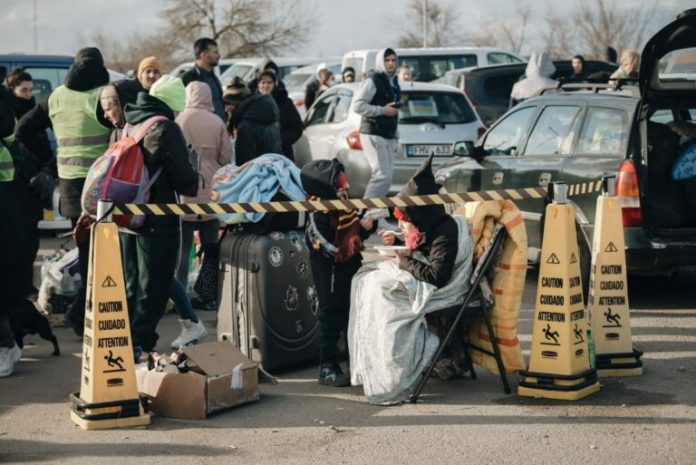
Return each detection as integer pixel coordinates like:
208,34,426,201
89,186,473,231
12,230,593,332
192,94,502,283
81,115,168,229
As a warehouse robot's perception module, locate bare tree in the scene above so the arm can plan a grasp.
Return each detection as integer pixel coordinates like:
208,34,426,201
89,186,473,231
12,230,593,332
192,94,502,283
160,0,313,58
572,0,656,59
87,31,181,74
541,9,577,59
466,2,532,54
397,0,462,48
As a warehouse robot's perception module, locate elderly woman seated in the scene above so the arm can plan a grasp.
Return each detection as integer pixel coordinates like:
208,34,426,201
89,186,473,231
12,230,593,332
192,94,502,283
348,155,474,405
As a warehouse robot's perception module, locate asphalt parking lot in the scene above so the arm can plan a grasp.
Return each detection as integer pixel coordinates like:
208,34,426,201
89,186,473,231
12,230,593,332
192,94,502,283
1,235,696,465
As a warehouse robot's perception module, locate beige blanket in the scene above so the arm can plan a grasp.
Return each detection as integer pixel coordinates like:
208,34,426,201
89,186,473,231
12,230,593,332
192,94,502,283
457,200,528,373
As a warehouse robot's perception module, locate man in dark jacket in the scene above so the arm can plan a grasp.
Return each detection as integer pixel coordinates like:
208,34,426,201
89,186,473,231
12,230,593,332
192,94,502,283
255,69,302,161
181,37,225,121
223,77,282,165
122,75,198,355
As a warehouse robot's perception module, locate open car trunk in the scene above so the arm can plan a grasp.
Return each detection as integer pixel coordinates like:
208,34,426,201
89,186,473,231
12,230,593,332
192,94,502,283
639,9,696,237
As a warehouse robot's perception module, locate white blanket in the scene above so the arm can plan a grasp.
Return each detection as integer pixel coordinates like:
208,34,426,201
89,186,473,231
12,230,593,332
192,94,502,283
348,216,473,405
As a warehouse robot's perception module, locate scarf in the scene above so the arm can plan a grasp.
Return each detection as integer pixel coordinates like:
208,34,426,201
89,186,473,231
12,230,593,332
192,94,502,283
306,195,363,263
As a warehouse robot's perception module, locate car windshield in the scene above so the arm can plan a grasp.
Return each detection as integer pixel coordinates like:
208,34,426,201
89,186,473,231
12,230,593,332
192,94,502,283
399,91,477,125
285,73,312,92
399,55,477,82
220,64,253,85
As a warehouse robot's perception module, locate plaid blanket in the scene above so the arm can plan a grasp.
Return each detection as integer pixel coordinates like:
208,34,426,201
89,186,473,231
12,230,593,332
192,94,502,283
457,200,528,373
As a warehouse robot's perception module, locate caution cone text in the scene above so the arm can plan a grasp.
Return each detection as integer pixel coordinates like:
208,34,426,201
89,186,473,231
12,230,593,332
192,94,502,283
70,218,150,430
587,182,643,376
518,183,600,400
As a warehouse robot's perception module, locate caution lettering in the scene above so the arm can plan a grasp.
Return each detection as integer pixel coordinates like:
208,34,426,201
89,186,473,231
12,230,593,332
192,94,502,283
97,336,130,348
539,294,565,306
98,301,124,313
537,311,565,322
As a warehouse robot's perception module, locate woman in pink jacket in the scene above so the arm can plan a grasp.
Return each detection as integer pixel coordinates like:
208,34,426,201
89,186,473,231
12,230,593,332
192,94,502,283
174,81,232,345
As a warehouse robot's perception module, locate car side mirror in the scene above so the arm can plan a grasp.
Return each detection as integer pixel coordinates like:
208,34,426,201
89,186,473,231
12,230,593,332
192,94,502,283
453,141,475,157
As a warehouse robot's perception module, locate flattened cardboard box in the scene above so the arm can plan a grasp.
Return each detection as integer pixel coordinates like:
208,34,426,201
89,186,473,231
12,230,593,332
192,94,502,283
136,341,259,419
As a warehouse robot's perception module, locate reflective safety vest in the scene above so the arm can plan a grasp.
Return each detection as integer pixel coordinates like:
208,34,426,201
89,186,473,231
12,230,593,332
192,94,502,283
49,85,110,179
0,134,16,182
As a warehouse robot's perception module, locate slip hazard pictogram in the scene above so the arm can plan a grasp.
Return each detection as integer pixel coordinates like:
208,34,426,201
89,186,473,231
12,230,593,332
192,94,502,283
546,253,560,264
570,253,578,264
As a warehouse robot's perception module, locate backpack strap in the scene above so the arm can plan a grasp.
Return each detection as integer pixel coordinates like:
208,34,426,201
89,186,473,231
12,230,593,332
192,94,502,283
123,115,169,143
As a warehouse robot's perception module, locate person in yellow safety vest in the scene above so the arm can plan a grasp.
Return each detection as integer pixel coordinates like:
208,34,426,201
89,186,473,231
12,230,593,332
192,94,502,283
48,47,112,336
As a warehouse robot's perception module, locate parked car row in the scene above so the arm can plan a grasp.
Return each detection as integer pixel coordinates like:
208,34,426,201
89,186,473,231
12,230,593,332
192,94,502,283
434,9,696,283
293,81,485,198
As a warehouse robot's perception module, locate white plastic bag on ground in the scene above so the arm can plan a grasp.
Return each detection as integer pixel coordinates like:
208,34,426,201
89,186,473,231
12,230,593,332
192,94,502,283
37,247,81,315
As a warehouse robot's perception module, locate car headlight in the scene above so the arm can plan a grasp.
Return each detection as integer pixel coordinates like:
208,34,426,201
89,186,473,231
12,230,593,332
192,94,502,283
453,141,474,157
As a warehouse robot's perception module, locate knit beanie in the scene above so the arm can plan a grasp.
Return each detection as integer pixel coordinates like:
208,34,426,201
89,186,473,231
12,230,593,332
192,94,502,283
137,56,161,80
222,76,250,106
149,75,186,112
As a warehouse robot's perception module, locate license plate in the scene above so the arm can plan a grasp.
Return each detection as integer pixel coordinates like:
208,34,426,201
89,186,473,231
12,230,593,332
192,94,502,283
405,144,452,157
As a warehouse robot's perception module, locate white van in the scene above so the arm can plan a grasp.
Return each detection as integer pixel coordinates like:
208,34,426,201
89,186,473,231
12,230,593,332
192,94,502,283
341,47,525,82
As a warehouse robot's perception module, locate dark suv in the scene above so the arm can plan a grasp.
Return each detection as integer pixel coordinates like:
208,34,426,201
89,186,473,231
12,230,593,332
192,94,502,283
439,60,618,126
435,9,696,284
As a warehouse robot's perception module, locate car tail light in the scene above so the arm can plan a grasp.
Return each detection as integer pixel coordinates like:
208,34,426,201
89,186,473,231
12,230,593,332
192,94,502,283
616,160,642,227
346,130,362,150
477,126,486,139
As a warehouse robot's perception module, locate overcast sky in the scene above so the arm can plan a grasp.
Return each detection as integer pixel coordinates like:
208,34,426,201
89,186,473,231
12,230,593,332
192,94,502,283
0,0,689,63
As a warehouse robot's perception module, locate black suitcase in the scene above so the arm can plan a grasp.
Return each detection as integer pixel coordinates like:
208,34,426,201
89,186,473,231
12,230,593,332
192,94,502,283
217,229,319,372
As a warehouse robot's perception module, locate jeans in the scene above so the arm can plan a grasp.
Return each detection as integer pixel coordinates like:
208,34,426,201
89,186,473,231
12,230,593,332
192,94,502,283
176,219,220,289
170,278,198,323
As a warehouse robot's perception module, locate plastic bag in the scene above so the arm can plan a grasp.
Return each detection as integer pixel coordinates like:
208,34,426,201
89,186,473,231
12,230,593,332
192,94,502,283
37,247,82,314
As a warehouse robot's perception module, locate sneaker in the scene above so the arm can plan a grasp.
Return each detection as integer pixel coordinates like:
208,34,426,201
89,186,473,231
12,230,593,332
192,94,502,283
318,364,350,387
0,345,22,378
170,319,208,349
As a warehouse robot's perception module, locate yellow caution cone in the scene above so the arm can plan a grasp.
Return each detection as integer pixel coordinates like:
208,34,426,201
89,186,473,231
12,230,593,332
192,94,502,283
518,182,600,400
588,176,643,377
70,200,150,430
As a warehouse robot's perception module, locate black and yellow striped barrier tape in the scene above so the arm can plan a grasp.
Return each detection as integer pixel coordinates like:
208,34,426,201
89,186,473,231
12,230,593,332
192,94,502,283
113,180,603,216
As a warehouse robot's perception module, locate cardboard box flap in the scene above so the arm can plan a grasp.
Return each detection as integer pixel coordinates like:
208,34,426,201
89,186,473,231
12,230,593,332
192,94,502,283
182,341,256,375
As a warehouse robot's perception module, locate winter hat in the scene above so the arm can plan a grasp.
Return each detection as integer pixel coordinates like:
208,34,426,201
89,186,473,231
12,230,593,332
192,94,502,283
301,159,345,199
222,76,250,106
149,75,186,112
399,154,445,230
65,46,109,91
75,47,105,65
112,79,144,107
136,56,161,79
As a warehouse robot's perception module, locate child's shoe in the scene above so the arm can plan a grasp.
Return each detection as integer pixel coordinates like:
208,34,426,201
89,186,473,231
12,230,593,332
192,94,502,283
318,364,350,387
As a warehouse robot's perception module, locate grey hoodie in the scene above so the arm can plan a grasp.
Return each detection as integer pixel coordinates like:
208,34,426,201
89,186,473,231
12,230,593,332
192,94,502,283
352,48,399,118
510,52,558,104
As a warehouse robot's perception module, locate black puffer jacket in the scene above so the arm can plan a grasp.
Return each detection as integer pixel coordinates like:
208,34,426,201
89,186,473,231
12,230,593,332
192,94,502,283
123,92,198,235
232,94,281,165
398,155,459,288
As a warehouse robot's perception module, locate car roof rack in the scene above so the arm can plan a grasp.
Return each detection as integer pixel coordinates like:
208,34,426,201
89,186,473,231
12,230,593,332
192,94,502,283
538,80,640,97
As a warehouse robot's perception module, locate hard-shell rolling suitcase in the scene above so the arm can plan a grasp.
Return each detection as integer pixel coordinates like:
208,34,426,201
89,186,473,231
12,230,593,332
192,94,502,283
217,229,319,372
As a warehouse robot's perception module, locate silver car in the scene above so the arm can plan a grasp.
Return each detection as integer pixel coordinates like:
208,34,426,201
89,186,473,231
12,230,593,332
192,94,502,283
293,82,485,197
